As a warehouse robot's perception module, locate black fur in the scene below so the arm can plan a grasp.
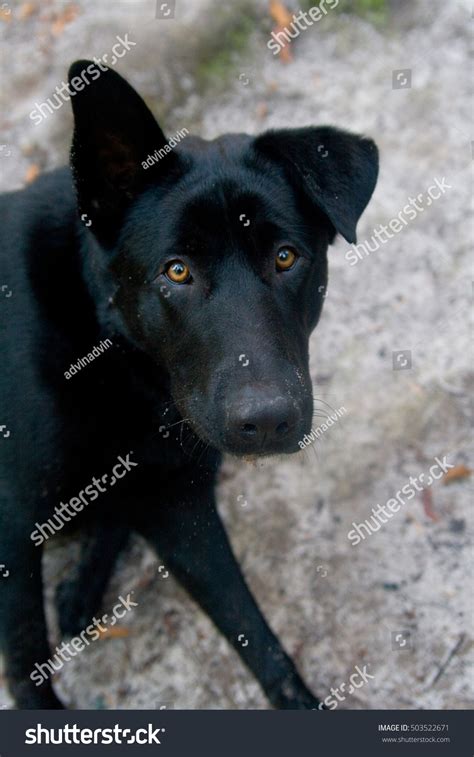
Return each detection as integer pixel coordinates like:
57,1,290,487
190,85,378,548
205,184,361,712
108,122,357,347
0,61,378,709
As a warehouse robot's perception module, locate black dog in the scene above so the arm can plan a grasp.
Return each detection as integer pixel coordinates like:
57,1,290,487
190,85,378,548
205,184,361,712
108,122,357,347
0,61,378,709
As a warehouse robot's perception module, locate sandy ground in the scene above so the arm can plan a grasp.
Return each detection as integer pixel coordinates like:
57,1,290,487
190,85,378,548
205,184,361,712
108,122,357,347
0,0,472,710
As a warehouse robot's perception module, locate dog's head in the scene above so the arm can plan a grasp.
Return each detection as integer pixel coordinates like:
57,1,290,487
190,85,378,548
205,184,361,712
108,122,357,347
69,61,378,457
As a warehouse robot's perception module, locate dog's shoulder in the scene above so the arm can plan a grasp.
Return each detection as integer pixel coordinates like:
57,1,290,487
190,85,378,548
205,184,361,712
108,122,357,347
0,166,86,407
0,167,77,275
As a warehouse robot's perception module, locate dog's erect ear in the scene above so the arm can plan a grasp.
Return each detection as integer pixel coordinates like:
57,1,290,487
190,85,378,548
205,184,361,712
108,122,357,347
68,60,178,246
254,126,378,244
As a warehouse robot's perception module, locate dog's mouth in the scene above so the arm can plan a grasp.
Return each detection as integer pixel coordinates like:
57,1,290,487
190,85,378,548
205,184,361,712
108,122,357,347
188,430,303,459
222,429,305,458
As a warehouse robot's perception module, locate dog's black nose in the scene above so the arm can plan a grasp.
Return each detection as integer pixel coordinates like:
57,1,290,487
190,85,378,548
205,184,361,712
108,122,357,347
226,384,300,452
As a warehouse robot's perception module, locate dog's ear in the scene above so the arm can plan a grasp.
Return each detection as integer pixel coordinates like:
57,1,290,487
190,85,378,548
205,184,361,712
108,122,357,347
254,126,378,244
68,60,178,246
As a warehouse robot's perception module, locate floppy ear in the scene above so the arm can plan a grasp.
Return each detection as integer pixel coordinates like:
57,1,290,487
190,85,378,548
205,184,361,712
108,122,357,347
254,126,378,244
68,60,178,246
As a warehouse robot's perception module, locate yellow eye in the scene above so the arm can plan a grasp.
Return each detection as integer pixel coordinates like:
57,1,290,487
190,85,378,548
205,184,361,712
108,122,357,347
165,260,191,284
275,247,297,271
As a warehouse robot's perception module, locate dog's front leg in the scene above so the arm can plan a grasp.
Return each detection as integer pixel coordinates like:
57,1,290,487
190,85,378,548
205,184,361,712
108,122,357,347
0,530,64,709
137,486,321,709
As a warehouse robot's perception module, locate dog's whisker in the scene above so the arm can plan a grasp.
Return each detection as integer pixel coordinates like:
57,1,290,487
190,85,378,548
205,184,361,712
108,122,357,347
313,397,338,415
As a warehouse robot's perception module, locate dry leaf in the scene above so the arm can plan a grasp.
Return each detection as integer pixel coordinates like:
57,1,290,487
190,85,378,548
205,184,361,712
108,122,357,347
277,38,293,64
51,3,79,36
0,4,12,23
98,626,130,640
25,164,40,184
421,488,438,522
269,0,292,27
19,2,37,20
256,102,269,120
442,464,472,485
269,0,293,63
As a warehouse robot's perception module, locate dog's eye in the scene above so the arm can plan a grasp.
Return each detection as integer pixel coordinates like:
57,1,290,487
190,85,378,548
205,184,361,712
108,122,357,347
165,260,192,284
275,247,297,271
